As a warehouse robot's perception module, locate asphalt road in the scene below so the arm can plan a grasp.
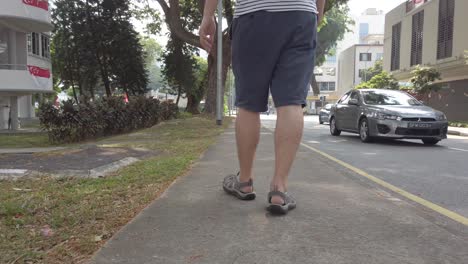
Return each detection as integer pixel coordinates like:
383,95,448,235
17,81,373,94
261,115,468,218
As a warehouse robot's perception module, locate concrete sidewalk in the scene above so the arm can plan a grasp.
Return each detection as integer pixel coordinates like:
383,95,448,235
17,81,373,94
92,128,468,264
448,126,468,137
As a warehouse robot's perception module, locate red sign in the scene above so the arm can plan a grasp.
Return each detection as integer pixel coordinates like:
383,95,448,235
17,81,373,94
27,65,51,78
22,0,49,11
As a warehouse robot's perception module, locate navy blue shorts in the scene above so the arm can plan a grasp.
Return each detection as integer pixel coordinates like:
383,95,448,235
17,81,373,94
231,11,317,112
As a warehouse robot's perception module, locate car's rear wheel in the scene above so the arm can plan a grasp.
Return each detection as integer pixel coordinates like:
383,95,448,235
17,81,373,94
330,117,341,136
359,118,373,143
422,138,440,145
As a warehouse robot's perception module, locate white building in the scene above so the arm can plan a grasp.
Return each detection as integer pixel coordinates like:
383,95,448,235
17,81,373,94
384,0,468,121
337,8,386,55
307,8,386,111
0,0,53,130
336,43,384,94
306,55,338,113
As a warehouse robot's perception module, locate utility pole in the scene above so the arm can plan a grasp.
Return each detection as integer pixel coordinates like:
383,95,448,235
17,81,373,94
216,0,223,125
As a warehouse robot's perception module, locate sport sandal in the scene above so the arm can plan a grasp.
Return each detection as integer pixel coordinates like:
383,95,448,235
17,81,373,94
223,173,256,200
267,190,296,214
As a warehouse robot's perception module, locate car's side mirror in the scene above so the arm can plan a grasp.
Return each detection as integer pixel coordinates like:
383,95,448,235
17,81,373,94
348,99,359,105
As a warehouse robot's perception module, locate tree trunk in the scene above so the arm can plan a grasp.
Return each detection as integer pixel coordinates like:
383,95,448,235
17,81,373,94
101,68,112,97
310,73,320,96
176,86,181,105
186,94,201,114
72,86,79,103
204,34,231,115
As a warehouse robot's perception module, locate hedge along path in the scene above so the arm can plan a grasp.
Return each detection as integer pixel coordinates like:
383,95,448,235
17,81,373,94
0,116,232,264
38,97,179,144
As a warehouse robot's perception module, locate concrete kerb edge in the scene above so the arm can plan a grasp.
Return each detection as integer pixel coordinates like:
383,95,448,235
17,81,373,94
0,157,141,180
448,130,468,137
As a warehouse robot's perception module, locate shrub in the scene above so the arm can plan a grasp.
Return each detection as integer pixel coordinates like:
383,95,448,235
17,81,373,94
38,96,178,143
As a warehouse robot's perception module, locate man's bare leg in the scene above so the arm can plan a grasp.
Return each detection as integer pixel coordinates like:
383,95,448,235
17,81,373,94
271,105,304,204
236,108,261,193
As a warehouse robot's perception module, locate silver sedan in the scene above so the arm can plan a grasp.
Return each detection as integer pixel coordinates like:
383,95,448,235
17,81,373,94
329,89,448,145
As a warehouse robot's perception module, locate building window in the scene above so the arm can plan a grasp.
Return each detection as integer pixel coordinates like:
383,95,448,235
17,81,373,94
411,10,424,66
326,67,336,76
391,22,401,71
28,32,40,56
326,55,337,63
359,23,369,43
358,69,366,78
437,0,454,60
41,34,50,59
376,53,384,61
359,53,372,61
319,82,336,92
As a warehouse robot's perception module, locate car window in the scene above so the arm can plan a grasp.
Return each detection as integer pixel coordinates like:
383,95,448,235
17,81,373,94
337,93,350,104
362,90,423,106
348,91,359,104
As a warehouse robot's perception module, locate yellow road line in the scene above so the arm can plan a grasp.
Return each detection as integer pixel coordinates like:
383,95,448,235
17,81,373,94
300,142,468,226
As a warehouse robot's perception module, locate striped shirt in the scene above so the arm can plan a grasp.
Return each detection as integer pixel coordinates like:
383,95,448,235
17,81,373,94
234,0,317,17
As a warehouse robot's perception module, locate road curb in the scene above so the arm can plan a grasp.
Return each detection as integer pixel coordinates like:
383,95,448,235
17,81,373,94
0,157,140,180
448,130,468,137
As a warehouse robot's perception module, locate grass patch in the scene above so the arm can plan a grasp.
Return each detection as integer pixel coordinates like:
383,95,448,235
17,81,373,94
0,116,232,263
0,133,52,148
449,121,468,128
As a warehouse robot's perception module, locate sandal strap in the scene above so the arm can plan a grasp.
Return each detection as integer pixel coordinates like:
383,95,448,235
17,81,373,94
238,178,253,189
223,173,253,193
268,190,287,204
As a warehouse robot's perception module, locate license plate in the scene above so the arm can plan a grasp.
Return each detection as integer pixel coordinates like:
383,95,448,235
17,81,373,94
408,122,432,128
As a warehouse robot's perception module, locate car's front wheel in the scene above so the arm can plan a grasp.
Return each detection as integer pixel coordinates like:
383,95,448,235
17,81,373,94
359,118,373,143
422,138,440,145
330,117,341,136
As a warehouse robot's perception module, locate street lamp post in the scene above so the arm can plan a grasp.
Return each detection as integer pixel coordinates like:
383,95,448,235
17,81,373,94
216,0,223,125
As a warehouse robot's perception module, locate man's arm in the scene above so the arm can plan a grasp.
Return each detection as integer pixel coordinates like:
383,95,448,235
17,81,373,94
203,0,218,17
199,0,218,52
317,0,326,24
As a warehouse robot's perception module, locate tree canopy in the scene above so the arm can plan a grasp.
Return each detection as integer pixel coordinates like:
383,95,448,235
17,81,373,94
52,0,148,101
136,0,351,111
410,66,442,94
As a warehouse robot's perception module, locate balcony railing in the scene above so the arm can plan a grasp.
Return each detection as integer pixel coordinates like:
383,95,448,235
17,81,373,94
0,64,28,70
406,0,429,13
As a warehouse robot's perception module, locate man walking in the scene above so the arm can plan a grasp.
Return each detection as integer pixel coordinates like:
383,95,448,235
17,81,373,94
199,0,325,214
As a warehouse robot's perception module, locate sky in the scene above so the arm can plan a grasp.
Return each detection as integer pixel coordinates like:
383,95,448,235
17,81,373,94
347,0,407,16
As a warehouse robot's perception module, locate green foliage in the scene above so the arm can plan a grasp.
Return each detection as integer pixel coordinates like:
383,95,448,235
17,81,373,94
178,111,193,119
315,4,354,67
52,0,149,100
449,121,468,128
140,37,164,91
161,36,198,99
135,0,351,106
356,71,400,90
311,2,353,94
410,66,442,94
38,97,178,143
161,34,208,114
360,60,383,82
